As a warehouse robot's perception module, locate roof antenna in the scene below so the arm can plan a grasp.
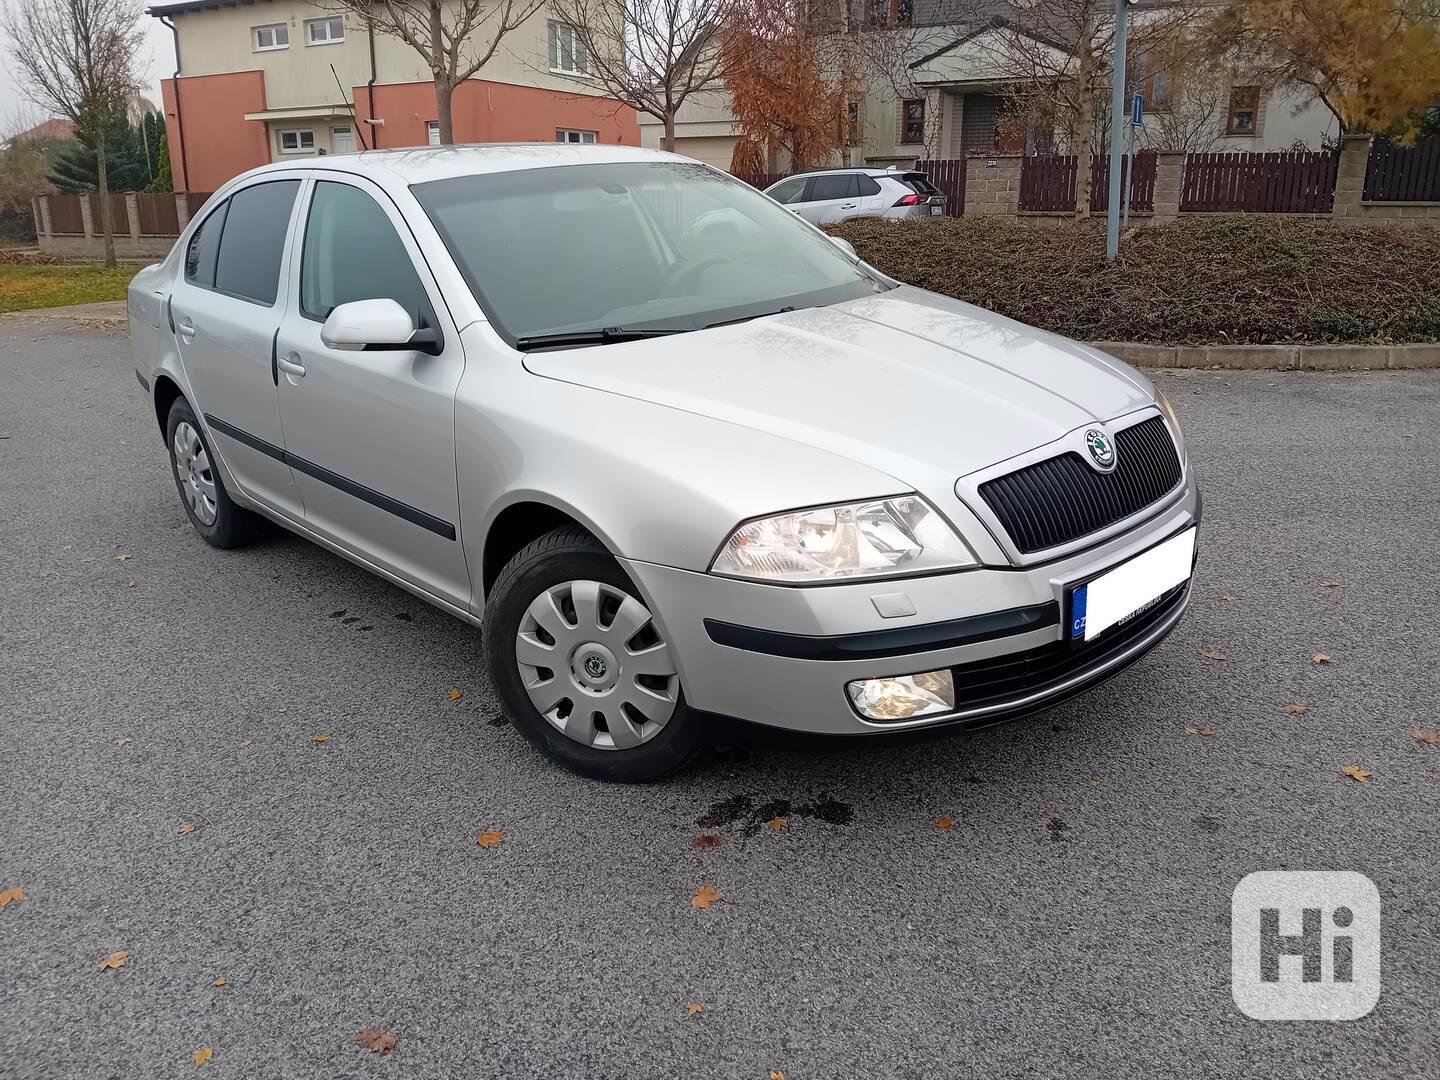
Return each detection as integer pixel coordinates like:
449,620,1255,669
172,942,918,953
331,64,368,151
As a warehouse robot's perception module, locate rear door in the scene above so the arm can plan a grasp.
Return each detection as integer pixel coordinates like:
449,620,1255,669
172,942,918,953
273,175,469,609
169,176,306,519
801,173,861,225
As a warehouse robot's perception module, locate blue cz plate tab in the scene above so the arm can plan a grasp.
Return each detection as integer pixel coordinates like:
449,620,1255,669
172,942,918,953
1070,585,1088,639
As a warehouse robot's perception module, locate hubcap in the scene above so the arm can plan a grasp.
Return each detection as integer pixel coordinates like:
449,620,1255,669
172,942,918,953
515,579,678,751
172,421,217,526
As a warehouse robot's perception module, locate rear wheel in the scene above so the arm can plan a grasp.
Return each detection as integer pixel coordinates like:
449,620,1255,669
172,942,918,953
484,526,701,781
165,398,264,548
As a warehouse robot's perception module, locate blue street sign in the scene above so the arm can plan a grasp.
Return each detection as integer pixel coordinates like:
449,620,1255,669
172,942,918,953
1131,92,1144,126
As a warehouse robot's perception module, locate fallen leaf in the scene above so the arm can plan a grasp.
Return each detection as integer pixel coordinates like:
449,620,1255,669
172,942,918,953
1199,648,1228,662
1319,578,1343,588
212,977,226,987
1413,728,1440,746
355,1029,397,1055
177,823,196,834
1219,594,1236,602
686,1002,703,1016
692,834,724,851
1313,653,1332,665
770,1072,786,1080
114,738,131,747
125,579,135,588
767,817,788,832
115,553,130,561
446,689,462,701
0,886,24,908
1184,726,1215,736
1340,765,1372,783
691,885,720,909
934,815,956,830
192,1047,212,1067
476,829,503,848
312,734,329,743
1282,703,1310,716
1087,776,1101,786
97,950,128,971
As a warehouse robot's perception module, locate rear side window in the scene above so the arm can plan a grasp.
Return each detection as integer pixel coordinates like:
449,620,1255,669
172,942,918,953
902,172,941,196
184,201,229,288
857,175,882,196
810,173,858,201
213,180,300,305
300,181,430,326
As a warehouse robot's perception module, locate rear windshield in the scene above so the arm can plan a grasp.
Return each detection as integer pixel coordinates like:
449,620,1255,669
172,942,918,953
901,173,941,196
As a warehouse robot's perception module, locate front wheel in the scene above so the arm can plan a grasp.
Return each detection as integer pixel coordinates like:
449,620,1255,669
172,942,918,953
483,527,701,781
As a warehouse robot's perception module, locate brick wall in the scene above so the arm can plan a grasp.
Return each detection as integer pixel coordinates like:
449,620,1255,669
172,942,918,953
964,155,1022,216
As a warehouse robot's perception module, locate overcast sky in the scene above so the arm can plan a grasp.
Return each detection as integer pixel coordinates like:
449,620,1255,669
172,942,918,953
1,0,178,133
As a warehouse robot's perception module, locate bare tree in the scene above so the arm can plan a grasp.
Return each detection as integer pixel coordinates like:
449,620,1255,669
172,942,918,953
328,1,545,144
3,0,142,267
546,0,730,151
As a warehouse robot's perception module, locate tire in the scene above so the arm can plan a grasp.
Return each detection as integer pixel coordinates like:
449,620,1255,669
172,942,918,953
165,397,265,549
483,526,701,781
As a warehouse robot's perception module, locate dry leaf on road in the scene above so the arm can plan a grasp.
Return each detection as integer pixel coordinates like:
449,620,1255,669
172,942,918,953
1199,648,1228,662
1319,579,1343,588
98,951,128,971
1184,726,1215,736
935,816,956,830
192,1047,212,1067
693,834,724,851
691,885,720,909
1340,765,1372,783
313,734,329,743
446,689,462,701
771,1072,786,1080
0,886,24,908
212,977,226,987
686,1002,703,1016
1412,728,1440,746
1219,594,1236,602
1282,703,1310,716
767,817,788,832
177,823,196,834
115,553,130,561
1313,653,1332,665
355,1029,397,1055
476,830,503,848
125,579,135,588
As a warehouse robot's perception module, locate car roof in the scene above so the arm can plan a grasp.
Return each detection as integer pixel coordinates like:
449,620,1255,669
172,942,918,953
770,167,920,184
237,142,696,188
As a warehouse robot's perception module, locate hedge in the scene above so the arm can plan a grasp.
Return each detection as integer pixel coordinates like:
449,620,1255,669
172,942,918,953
832,216,1440,345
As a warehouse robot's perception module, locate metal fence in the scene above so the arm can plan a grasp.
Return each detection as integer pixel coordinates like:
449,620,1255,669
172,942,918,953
1180,151,1338,213
1363,137,1440,202
1019,153,1156,213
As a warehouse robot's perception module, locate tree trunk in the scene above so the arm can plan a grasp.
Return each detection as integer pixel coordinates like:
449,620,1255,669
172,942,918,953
435,76,455,144
96,136,116,268
1073,7,1096,219
662,110,676,153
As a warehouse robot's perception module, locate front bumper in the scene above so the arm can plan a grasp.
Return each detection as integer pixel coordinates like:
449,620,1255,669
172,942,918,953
621,479,1199,736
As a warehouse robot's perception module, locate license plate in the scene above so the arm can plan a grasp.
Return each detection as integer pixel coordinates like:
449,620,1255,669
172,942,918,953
1069,528,1196,641
930,206,944,216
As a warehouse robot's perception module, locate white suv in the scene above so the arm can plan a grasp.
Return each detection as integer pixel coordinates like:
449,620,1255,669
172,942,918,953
764,168,947,225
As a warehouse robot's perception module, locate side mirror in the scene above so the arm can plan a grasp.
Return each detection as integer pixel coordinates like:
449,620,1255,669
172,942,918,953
320,298,441,355
829,235,858,259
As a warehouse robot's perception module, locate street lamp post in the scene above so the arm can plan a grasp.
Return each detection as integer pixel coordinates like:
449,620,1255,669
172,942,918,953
1105,0,1133,260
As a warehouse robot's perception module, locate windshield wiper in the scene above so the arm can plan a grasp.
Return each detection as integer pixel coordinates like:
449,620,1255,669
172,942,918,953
704,306,796,330
514,326,689,351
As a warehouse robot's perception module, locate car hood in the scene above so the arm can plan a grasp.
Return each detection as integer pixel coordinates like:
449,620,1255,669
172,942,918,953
522,286,1154,490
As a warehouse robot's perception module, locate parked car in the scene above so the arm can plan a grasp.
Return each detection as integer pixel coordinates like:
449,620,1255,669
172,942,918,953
764,167,947,224
129,144,1198,781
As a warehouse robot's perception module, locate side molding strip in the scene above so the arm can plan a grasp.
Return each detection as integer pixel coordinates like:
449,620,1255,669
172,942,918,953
203,413,457,541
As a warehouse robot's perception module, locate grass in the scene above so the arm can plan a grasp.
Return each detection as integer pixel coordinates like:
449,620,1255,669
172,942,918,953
0,263,139,314
833,216,1440,345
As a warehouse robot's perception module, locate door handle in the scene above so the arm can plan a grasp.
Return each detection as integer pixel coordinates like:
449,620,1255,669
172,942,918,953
840,202,858,209
276,356,306,379
176,317,196,341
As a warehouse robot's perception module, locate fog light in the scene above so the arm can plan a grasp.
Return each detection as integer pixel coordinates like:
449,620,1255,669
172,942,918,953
847,669,956,721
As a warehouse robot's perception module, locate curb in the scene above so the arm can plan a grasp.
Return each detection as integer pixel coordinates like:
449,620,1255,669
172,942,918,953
1092,341,1440,370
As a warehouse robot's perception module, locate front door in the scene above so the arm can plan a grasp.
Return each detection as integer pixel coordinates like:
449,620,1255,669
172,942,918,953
331,126,356,154
273,176,470,609
169,176,306,519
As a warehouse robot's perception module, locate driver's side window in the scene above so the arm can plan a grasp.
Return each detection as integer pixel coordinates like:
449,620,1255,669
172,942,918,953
300,181,431,326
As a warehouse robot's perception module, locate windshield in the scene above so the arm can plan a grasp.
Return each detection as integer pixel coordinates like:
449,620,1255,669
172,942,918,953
411,161,889,346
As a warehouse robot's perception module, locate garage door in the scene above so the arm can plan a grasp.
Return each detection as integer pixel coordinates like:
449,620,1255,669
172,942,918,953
671,136,739,170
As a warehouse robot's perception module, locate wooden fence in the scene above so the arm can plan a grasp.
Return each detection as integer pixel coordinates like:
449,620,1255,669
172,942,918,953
136,192,181,235
1019,154,1156,213
916,159,966,216
1363,137,1440,202
88,193,131,236
47,195,85,234
734,172,786,191
1180,151,1338,213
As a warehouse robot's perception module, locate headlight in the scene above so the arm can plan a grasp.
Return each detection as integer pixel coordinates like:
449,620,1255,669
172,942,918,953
1155,388,1182,436
710,496,975,584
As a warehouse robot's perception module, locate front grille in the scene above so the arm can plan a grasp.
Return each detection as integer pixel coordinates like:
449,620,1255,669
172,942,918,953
978,416,1182,554
948,581,1187,711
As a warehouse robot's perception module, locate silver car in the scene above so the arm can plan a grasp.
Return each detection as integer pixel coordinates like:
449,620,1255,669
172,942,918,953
129,144,1198,781
764,168,947,224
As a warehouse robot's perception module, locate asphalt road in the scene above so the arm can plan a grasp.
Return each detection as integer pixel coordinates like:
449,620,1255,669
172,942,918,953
2,323,1438,1080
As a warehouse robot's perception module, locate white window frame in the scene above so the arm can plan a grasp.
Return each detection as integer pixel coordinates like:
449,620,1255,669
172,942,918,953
555,129,598,144
305,16,345,45
547,21,589,76
278,128,316,155
253,23,289,51
427,120,441,146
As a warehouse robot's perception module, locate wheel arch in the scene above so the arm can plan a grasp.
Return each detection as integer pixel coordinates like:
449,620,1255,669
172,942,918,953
480,495,623,602
152,373,184,438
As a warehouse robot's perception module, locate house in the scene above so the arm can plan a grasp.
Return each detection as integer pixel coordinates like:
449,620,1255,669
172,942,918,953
150,0,639,191
7,118,77,145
